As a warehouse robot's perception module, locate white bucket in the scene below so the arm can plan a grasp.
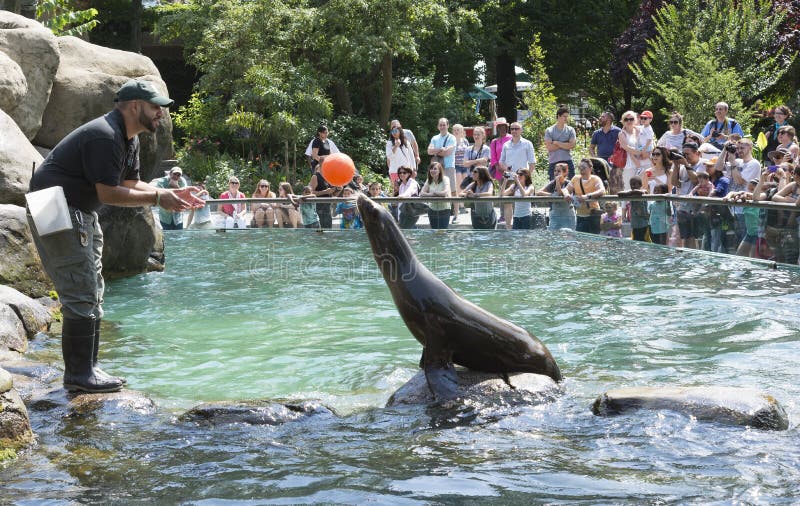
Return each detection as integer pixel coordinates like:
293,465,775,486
25,186,73,236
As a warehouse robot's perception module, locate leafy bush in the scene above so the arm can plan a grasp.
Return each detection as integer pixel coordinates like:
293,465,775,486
328,116,386,176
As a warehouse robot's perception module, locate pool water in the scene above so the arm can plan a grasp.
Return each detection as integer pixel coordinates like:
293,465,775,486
3,229,800,503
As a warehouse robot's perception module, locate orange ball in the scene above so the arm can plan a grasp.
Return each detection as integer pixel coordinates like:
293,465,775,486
321,153,356,187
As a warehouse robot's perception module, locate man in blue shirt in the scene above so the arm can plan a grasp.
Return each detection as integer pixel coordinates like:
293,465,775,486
701,102,744,150
589,111,621,162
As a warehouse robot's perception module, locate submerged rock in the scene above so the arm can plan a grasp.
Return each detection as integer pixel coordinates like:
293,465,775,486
386,368,562,407
66,389,156,417
592,386,789,431
181,400,336,426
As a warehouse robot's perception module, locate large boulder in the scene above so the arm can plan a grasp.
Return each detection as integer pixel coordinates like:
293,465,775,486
97,205,164,280
0,304,25,352
33,36,174,181
0,108,43,206
0,204,52,297
0,49,26,112
0,366,33,452
0,285,51,337
592,386,789,431
0,11,59,140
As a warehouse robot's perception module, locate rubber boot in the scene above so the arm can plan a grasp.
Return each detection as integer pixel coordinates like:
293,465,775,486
93,319,127,385
62,317,123,393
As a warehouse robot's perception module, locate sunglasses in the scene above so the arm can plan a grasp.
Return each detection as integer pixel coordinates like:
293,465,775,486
651,153,662,157
259,184,268,188
669,120,680,124
623,117,635,122
229,181,239,185
510,127,521,130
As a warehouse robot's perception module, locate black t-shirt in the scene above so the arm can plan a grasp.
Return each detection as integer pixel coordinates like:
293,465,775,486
30,109,141,212
310,137,331,169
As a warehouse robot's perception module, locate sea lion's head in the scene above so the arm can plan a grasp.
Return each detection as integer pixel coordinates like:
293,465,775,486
357,194,415,275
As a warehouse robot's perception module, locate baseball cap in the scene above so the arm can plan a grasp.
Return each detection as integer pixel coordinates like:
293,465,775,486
115,79,174,107
639,110,653,119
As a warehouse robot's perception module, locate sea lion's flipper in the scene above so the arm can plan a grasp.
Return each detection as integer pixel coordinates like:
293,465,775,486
424,361,459,402
501,372,516,389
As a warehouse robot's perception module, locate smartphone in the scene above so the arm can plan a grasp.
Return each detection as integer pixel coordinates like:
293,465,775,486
768,165,778,173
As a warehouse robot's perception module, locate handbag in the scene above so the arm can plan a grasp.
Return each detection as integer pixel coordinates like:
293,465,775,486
609,139,627,168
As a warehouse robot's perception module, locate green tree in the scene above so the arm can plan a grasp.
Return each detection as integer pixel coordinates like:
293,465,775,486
633,0,794,109
655,40,752,131
521,34,557,145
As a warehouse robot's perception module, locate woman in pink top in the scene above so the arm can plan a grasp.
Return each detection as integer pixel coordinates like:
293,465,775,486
489,117,512,181
219,176,248,228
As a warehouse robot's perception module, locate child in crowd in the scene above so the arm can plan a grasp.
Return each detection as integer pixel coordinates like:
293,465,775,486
624,175,650,241
334,187,363,229
600,202,623,238
293,186,320,229
736,179,761,257
637,111,654,169
691,171,714,197
648,183,670,245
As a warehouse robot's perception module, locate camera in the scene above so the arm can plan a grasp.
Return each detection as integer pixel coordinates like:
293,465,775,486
768,165,778,173
724,143,737,154
668,150,684,161
503,170,514,178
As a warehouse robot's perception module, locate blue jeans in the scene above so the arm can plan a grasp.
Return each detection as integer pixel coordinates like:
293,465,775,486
427,209,451,229
549,214,576,231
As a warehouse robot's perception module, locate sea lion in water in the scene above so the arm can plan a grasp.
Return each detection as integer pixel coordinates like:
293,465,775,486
357,195,562,402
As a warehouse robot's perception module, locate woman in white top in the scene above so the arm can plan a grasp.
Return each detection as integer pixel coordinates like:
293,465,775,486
618,110,643,191
641,146,673,194
502,167,535,229
386,127,416,183
420,162,452,229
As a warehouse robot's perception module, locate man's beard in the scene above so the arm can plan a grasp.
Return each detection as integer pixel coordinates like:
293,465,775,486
139,108,158,133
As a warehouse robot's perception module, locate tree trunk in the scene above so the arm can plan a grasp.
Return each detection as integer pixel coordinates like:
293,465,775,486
333,80,353,115
379,52,392,129
496,47,517,123
130,0,142,53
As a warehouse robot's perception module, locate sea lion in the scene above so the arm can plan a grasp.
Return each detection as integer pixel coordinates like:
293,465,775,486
357,195,562,402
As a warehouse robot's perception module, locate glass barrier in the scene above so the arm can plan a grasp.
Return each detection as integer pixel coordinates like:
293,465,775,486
168,194,800,267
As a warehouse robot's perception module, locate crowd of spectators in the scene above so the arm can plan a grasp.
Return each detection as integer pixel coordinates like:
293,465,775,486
163,101,799,265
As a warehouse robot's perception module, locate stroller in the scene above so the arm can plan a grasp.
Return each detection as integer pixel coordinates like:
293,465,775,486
588,157,615,194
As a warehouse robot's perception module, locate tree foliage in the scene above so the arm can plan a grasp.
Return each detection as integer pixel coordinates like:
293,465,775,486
36,0,99,36
655,39,752,131
633,0,795,108
521,34,557,145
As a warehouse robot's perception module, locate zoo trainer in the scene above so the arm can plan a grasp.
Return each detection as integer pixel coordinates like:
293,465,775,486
27,79,204,393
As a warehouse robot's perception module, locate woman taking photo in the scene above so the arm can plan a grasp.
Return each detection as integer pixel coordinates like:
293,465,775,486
461,166,497,229
538,162,576,231
386,126,416,183
502,167,535,229
420,162,452,229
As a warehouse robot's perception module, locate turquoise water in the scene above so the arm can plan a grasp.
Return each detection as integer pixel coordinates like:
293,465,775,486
4,229,800,502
